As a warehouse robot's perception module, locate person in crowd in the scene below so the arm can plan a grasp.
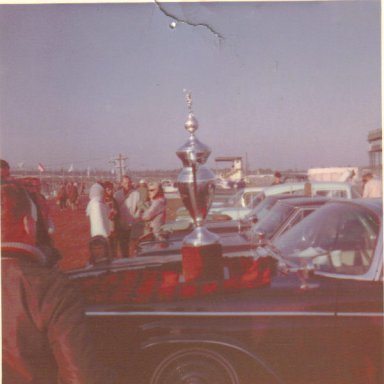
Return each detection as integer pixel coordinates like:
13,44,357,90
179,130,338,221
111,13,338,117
0,158,12,182
236,178,246,189
65,181,72,207
68,181,79,210
362,172,382,198
137,179,150,211
1,181,114,383
57,181,68,210
141,181,167,241
271,171,283,185
103,181,119,258
86,182,111,239
114,175,140,257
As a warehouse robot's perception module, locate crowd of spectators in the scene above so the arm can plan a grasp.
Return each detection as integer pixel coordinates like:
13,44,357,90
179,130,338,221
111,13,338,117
86,175,167,261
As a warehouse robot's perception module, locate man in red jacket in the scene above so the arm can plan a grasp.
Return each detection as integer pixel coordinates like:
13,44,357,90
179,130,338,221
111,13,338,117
1,181,115,383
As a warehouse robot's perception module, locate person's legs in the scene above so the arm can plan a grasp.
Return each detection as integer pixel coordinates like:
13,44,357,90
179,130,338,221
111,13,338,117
109,234,118,259
118,228,131,258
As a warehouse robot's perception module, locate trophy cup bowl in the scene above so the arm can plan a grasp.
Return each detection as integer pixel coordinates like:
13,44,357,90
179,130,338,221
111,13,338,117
177,166,215,228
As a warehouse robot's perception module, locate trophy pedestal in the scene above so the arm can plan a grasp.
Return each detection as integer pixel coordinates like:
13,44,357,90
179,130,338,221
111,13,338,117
182,228,223,282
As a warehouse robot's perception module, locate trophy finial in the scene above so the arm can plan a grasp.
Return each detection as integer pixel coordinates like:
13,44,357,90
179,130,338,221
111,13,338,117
184,89,193,114
183,90,198,134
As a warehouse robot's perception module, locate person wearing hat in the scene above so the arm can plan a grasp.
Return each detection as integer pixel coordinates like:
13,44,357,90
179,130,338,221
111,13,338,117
272,171,283,185
86,182,111,239
141,181,166,241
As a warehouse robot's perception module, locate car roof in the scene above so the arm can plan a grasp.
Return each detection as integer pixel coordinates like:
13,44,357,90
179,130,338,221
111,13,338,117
276,196,330,208
260,181,359,195
325,197,382,213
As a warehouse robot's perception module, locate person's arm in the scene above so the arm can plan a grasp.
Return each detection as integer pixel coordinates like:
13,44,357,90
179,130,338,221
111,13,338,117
142,199,165,221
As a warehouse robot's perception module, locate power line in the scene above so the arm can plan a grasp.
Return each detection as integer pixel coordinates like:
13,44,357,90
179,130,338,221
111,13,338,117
110,153,128,182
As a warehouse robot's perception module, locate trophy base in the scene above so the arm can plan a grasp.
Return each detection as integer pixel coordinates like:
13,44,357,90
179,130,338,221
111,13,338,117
182,226,221,247
182,240,223,283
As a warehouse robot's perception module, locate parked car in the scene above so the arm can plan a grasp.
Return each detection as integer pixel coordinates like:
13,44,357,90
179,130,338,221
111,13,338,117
68,198,382,384
214,181,362,220
245,196,329,243
157,194,308,243
176,186,264,221
137,196,328,257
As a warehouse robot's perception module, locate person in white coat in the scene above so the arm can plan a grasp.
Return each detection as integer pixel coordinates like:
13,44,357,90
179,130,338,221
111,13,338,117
86,183,111,238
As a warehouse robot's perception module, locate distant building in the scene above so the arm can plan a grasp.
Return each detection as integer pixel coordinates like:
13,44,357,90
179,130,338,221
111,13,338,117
367,129,382,173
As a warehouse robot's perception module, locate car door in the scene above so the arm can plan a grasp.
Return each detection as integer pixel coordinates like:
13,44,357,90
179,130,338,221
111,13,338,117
319,210,383,383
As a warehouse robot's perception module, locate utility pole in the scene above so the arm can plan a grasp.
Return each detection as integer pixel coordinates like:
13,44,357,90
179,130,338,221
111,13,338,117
110,153,128,183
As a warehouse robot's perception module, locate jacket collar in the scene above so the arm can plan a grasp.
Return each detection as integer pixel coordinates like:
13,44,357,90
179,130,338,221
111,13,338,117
1,242,47,265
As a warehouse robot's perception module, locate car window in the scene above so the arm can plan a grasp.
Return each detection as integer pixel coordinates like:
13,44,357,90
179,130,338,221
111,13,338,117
250,202,295,239
279,208,315,236
275,203,380,276
246,197,277,221
243,192,253,206
314,189,347,198
291,189,305,195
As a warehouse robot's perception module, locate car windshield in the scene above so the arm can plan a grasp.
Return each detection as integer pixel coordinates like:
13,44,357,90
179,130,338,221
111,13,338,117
244,196,277,222
274,202,380,275
249,201,296,239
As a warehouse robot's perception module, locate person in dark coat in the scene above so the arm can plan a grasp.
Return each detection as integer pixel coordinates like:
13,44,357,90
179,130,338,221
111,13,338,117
1,181,116,384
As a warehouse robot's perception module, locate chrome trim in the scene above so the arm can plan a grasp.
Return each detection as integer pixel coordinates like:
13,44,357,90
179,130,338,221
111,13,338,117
86,311,337,317
337,312,384,317
85,310,383,318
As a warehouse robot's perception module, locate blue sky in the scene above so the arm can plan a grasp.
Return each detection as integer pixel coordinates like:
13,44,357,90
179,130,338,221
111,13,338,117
0,1,381,172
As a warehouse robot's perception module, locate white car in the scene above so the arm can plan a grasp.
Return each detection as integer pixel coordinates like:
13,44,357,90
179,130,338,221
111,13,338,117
213,181,362,220
176,186,263,221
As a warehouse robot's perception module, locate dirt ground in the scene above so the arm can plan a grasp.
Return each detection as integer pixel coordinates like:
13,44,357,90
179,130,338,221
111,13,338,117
51,195,183,271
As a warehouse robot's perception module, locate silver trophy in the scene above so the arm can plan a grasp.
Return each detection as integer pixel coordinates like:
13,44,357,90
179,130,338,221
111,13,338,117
176,91,222,281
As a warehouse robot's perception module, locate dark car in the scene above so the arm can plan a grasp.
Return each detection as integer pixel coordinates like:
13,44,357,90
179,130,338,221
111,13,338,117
137,196,328,257
245,196,329,242
67,198,382,384
157,194,309,245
